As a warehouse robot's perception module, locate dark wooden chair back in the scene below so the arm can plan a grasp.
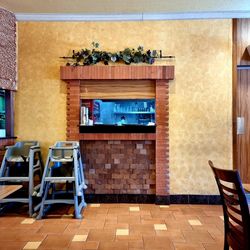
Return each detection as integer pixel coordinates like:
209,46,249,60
208,160,250,250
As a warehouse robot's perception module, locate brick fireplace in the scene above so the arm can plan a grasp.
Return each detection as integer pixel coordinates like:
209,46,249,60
60,66,174,204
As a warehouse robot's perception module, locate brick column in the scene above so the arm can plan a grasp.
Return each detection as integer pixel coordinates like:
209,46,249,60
66,80,80,140
155,80,170,204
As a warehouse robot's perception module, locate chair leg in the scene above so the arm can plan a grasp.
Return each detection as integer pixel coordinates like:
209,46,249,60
74,195,82,219
37,182,50,220
28,155,34,217
224,233,229,250
224,241,229,250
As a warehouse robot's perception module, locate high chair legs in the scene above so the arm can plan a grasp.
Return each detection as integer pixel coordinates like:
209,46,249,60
36,141,87,219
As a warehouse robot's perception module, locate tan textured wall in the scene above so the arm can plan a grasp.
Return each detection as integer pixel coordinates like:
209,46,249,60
16,20,232,194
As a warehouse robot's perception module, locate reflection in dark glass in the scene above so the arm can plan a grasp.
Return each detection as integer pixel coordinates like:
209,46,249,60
0,90,6,137
80,99,156,133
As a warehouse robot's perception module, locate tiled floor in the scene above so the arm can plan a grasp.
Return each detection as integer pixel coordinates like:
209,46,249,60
0,203,224,250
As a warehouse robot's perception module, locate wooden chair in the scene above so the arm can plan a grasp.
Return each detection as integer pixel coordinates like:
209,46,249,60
208,160,250,250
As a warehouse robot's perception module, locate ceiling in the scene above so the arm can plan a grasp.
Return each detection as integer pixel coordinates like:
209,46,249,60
1,0,250,21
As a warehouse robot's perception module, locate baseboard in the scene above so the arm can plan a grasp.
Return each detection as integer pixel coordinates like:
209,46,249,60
85,194,221,205
170,195,221,204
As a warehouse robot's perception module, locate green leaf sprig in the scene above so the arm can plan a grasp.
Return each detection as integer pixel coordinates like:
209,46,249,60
65,42,159,66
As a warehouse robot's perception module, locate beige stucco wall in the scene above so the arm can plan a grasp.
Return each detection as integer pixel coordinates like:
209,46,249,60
16,20,232,194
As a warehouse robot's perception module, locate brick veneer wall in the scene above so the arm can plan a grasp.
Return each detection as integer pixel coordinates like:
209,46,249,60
80,140,155,194
155,80,169,196
62,67,173,200
0,8,16,90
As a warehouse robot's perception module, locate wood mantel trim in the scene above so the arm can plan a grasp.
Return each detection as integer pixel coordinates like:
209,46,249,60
60,66,174,80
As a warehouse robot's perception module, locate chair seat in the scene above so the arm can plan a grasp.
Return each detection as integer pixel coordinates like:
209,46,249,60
7,156,29,162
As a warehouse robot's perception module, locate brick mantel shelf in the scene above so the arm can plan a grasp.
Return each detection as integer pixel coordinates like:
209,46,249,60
60,65,174,204
60,65,174,80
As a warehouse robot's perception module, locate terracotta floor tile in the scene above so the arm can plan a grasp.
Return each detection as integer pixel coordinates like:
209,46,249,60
98,241,128,250
14,233,47,242
116,234,142,241
181,207,206,217
173,213,200,220
140,214,152,221
211,235,224,245
141,218,165,224
128,248,145,250
151,211,175,220
106,213,118,219
165,219,193,231
79,220,105,230
68,241,99,250
0,228,45,242
63,223,81,235
130,224,155,236
191,223,223,238
203,242,224,250
75,228,90,235
128,240,144,249
85,209,108,216
68,242,84,250
0,204,225,250
0,241,26,250
38,248,68,250
99,204,119,208
42,218,71,224
0,232,18,241
118,215,141,224
83,213,107,222
143,236,174,250
182,230,216,244
87,229,115,241
202,206,222,216
137,210,151,216
120,204,138,208
39,234,73,248
155,229,186,243
11,224,43,232
174,242,205,250
0,217,24,227
81,241,99,249
38,224,67,234
108,207,130,215
104,222,129,230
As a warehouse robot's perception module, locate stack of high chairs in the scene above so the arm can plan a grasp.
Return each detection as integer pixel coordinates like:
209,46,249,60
0,141,43,217
36,141,87,219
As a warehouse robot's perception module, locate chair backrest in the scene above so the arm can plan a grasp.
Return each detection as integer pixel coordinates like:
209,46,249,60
208,160,250,250
7,141,39,159
50,141,79,161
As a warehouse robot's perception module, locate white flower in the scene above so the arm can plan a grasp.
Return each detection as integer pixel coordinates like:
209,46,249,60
111,56,117,62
